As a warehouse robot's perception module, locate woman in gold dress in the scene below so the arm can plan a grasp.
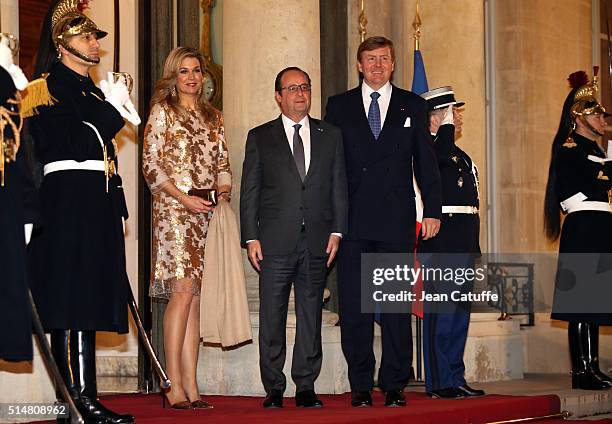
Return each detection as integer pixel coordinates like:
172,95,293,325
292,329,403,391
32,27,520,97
143,47,231,409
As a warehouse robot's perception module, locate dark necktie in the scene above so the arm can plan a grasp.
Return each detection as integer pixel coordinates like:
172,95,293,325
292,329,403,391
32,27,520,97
293,123,306,180
368,91,381,139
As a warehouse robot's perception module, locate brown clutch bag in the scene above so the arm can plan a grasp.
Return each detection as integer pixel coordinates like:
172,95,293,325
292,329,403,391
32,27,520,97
187,188,218,205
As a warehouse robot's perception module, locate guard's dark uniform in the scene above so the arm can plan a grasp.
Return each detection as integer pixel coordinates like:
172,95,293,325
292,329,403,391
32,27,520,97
544,71,612,391
28,62,129,333
0,67,37,361
551,132,612,324
420,123,480,393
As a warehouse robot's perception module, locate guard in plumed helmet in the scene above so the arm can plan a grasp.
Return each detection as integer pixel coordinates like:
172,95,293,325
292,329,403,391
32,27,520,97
545,68,612,391
26,1,139,422
419,86,485,399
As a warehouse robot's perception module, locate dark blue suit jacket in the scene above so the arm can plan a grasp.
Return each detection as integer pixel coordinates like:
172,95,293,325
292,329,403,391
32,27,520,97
325,84,441,243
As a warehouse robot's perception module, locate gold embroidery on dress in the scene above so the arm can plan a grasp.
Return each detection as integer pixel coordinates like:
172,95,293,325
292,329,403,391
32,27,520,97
597,170,609,181
142,103,232,300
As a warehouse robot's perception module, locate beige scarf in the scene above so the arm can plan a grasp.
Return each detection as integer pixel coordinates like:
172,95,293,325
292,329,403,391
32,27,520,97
200,200,252,347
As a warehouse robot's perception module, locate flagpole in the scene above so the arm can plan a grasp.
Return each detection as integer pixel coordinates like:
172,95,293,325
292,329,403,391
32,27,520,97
412,0,425,384
359,0,367,42
413,0,422,51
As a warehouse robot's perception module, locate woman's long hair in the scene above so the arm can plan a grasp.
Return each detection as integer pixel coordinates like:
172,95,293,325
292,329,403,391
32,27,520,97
543,71,587,240
150,47,220,125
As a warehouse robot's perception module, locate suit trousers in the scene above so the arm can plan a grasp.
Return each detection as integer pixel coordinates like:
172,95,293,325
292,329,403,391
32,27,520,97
258,231,328,393
338,239,414,392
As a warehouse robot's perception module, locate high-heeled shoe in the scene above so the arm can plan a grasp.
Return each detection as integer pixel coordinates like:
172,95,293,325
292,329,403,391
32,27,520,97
190,398,214,409
161,391,193,409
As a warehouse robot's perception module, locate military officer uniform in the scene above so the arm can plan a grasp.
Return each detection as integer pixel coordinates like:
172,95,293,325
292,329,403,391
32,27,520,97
419,87,484,398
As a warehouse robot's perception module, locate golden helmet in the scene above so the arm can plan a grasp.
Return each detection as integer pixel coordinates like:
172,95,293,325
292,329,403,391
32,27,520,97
51,0,107,64
569,68,610,118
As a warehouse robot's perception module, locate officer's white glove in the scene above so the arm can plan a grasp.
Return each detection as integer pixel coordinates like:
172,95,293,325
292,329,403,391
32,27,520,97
0,36,27,90
99,72,141,126
441,104,454,126
24,223,33,246
607,140,612,159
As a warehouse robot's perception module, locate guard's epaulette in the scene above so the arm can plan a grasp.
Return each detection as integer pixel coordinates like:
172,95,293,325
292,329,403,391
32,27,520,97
20,73,57,118
562,137,577,148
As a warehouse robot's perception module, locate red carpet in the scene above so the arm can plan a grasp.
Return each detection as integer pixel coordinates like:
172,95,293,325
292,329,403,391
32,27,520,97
545,421,612,423
30,391,612,424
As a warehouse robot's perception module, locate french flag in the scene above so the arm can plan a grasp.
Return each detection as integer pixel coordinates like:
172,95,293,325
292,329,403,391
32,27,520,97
410,47,429,319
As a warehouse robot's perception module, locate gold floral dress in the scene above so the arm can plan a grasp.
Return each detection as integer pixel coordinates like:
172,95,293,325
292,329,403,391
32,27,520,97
143,102,231,299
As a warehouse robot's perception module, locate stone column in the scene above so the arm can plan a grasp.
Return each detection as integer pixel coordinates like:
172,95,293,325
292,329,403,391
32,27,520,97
0,0,18,35
493,0,591,253
223,0,337,324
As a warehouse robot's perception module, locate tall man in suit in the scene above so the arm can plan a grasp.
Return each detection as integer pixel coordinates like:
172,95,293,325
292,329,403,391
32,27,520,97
325,36,442,407
240,67,348,409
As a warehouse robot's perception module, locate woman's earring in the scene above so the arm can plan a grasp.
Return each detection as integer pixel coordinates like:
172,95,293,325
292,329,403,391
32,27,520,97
571,121,577,131
171,86,177,97
57,50,62,60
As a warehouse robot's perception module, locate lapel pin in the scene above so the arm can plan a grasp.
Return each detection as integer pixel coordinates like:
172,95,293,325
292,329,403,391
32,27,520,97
317,128,324,132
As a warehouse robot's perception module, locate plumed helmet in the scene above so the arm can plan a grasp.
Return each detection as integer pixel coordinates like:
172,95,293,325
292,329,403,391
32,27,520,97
50,0,107,64
569,68,610,118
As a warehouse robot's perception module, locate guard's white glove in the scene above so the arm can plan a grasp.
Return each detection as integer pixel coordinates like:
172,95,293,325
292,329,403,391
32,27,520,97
24,223,33,246
0,36,27,90
441,104,454,126
99,72,141,126
607,140,612,159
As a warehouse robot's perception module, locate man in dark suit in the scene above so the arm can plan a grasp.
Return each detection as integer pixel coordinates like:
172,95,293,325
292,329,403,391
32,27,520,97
419,86,485,399
325,36,442,407
240,67,348,409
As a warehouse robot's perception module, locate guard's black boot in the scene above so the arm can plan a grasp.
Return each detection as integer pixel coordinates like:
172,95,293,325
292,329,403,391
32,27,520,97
76,331,135,424
569,322,609,390
587,324,612,387
51,330,106,424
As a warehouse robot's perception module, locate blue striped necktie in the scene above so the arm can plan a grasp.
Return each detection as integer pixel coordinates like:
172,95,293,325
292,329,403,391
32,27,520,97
368,91,381,139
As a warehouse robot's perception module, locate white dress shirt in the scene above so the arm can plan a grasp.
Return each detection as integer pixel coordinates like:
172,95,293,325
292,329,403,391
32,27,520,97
281,114,311,173
362,81,392,128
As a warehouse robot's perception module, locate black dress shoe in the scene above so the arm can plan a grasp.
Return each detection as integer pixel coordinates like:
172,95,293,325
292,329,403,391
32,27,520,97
384,389,406,407
351,391,372,407
572,370,611,390
456,384,485,397
428,387,464,399
295,390,323,408
263,390,283,408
